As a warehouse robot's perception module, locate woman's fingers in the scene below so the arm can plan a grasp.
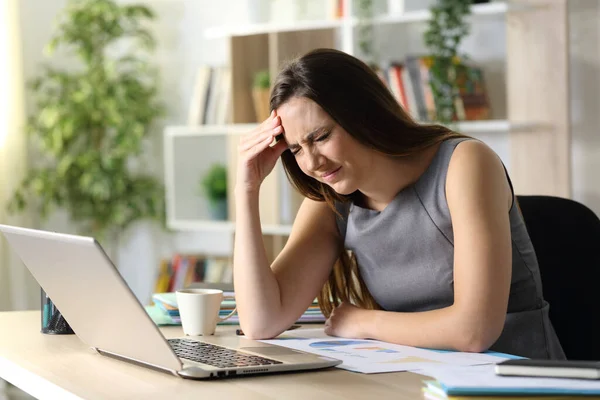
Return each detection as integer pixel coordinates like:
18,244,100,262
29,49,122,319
256,110,278,132
239,124,282,152
237,109,286,168
239,114,278,142
240,134,277,165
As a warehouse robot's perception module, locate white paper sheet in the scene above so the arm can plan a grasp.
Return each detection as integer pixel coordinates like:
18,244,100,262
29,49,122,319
422,364,600,395
259,328,510,374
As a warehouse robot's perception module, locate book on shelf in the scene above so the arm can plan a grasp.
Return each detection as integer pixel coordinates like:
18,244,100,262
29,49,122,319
187,65,211,126
187,65,232,126
380,55,491,123
327,0,345,19
153,254,232,295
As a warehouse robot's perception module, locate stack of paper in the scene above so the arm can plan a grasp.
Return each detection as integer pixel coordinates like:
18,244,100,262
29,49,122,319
422,365,600,399
147,293,326,326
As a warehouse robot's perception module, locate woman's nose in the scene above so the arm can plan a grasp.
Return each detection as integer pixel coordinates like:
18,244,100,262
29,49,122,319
304,149,324,173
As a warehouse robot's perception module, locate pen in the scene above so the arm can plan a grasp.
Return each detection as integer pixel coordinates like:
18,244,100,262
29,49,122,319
236,324,301,336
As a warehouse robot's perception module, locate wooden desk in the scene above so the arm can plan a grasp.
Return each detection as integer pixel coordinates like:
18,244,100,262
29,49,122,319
0,311,429,400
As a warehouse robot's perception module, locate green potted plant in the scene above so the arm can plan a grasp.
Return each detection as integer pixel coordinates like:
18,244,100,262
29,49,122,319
356,0,376,68
7,0,166,249
200,164,228,221
252,69,271,122
424,0,473,124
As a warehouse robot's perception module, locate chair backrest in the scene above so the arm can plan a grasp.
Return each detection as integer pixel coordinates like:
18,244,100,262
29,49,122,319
516,195,600,360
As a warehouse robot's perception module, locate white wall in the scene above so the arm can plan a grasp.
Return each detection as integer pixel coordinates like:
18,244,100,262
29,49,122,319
569,0,600,216
15,0,600,307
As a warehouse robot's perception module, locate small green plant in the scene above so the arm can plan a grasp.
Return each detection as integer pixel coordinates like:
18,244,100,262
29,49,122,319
356,0,377,68
7,0,165,243
253,70,270,89
424,0,473,123
200,164,227,204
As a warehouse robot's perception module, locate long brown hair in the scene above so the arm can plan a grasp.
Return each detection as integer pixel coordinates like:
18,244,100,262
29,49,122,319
270,48,466,316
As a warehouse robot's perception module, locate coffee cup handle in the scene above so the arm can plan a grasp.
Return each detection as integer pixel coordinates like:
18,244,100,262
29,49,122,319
218,307,237,322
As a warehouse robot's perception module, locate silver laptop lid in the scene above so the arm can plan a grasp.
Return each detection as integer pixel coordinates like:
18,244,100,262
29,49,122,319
0,224,182,373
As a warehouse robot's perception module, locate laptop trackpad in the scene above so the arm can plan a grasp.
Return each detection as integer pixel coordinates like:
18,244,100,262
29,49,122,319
242,347,302,356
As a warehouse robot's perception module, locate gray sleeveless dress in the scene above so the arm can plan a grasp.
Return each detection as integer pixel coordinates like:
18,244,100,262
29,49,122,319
335,138,565,359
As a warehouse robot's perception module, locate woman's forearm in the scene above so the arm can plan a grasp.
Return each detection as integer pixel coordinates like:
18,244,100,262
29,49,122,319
362,306,503,353
233,188,285,338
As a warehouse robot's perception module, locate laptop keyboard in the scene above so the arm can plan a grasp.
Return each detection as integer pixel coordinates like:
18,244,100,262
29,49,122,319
168,338,283,369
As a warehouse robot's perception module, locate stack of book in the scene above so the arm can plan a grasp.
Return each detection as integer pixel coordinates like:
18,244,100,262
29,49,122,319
379,55,491,122
153,254,232,295
187,65,232,126
149,292,326,326
299,300,328,323
422,365,600,399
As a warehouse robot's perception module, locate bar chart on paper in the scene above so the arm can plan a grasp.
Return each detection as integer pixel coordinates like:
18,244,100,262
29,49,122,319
260,329,511,374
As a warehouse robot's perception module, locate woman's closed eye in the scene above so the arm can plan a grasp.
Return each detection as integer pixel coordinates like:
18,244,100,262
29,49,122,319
290,131,331,156
315,131,331,142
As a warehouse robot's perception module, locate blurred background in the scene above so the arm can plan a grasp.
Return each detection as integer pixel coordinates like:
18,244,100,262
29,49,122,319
1,0,599,322
2,0,600,397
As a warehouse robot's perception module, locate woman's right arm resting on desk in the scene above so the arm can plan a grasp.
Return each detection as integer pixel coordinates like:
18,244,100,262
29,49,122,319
233,112,341,339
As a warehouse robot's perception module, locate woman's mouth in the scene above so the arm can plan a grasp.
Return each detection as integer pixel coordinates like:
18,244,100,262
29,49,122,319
321,167,342,182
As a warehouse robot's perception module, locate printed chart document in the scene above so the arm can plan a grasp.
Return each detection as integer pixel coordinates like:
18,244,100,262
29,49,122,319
259,328,512,374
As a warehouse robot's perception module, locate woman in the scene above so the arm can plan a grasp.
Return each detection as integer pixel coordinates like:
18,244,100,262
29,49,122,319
233,48,565,359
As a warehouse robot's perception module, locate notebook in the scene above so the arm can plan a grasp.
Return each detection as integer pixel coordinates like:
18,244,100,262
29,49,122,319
422,380,600,399
424,365,600,397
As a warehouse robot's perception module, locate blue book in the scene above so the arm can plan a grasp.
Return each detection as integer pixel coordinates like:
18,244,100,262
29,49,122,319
425,365,600,397
152,292,177,308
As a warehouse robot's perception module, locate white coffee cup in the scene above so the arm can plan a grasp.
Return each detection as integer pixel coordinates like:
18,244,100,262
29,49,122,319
175,288,236,336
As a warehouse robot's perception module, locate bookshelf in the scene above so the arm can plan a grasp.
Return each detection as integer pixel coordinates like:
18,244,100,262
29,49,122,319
163,0,570,262
204,2,512,39
164,121,540,233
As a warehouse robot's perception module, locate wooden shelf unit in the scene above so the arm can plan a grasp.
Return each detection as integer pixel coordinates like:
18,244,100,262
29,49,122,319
204,2,513,39
163,0,571,262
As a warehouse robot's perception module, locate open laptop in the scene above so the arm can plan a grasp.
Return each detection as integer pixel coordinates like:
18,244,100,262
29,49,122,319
0,224,341,379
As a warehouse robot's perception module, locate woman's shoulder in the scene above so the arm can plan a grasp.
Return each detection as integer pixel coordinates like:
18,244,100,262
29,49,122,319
295,197,340,236
449,139,505,177
446,138,513,210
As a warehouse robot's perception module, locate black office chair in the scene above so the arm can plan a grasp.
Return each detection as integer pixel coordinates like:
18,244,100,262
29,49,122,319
517,195,600,360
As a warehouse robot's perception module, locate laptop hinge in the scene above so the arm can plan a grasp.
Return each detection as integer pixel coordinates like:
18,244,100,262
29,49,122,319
95,347,180,377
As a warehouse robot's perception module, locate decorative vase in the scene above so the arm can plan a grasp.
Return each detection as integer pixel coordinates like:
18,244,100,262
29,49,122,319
209,199,228,221
252,87,271,122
